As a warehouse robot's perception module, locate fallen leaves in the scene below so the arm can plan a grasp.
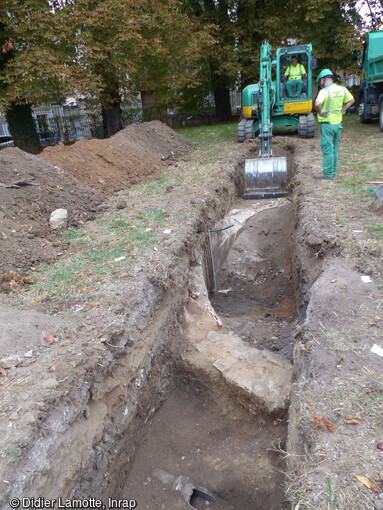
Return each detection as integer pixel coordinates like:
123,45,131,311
344,418,359,425
314,411,335,433
0,367,7,385
353,474,378,492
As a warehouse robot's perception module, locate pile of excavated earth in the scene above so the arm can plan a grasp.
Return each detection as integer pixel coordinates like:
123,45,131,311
0,120,382,510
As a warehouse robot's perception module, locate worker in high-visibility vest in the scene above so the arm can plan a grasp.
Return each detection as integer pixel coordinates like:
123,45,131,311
283,55,307,97
314,69,355,180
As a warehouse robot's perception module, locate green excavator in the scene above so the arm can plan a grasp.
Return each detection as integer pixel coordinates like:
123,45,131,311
239,41,316,199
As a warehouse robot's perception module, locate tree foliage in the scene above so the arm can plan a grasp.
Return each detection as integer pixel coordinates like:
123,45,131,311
0,0,376,133
296,0,364,73
0,0,212,132
237,0,366,83
360,0,383,30
0,1,71,109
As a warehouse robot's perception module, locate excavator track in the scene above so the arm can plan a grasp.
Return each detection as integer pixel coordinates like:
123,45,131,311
298,113,315,138
238,118,254,142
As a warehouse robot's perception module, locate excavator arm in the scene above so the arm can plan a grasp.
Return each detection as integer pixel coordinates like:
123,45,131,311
258,42,274,158
244,41,287,199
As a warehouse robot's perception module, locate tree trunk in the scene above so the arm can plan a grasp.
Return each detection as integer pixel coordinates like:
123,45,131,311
6,104,41,154
102,101,123,138
213,87,232,122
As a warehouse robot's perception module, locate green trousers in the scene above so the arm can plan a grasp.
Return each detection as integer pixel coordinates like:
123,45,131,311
319,123,342,177
285,79,302,97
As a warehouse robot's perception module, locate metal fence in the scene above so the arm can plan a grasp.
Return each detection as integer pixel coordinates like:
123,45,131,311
0,103,217,149
32,104,105,145
0,92,242,150
0,104,105,148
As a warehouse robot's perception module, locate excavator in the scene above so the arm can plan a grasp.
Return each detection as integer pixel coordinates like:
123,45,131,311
238,41,316,199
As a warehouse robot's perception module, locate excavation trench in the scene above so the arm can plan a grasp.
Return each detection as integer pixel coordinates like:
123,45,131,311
6,150,301,509
92,196,298,509
108,377,288,510
208,198,298,360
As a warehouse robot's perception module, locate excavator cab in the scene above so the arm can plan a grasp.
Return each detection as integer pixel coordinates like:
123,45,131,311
238,42,316,199
280,52,310,99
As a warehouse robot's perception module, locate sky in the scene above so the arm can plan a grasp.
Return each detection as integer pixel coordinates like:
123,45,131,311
357,0,383,28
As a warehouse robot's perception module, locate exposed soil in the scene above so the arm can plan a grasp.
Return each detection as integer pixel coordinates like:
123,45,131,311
211,199,298,360
40,121,195,192
112,379,286,510
0,117,382,510
0,148,103,278
0,120,194,283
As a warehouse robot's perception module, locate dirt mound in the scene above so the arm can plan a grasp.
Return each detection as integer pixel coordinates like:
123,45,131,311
41,121,195,191
0,147,104,279
0,121,195,281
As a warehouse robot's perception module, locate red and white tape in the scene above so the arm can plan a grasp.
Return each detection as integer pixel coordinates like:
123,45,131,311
204,303,223,327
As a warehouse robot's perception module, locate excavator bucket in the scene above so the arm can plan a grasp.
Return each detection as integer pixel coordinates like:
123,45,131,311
244,156,288,199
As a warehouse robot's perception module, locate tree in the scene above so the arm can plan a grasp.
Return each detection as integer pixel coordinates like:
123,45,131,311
63,0,212,136
298,0,363,73
0,1,79,152
183,0,238,121
0,23,41,154
21,0,209,137
0,0,211,138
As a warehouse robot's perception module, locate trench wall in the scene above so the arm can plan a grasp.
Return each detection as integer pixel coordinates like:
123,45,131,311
2,141,313,506
2,156,247,505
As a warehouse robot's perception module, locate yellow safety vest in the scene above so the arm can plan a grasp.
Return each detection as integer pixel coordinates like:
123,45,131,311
285,64,306,80
317,84,354,124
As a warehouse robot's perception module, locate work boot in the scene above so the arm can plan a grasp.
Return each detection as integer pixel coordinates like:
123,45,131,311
313,174,334,180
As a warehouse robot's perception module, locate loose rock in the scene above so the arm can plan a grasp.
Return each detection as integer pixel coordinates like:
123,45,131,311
116,197,127,210
50,208,68,230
